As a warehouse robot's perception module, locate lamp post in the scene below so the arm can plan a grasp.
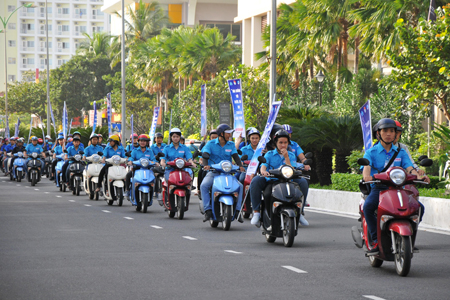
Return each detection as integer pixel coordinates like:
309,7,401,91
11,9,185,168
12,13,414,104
1,3,33,136
161,95,167,136
269,0,277,106
45,0,50,136
121,0,126,146
315,70,325,106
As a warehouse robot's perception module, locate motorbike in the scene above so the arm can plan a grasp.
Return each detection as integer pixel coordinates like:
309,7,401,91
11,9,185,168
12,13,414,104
4,153,13,176
201,152,241,231
162,158,193,220
351,157,433,276
257,155,312,247
43,151,53,178
12,152,26,182
102,155,127,206
55,154,67,191
27,152,43,186
67,152,85,196
83,153,103,200
129,153,163,213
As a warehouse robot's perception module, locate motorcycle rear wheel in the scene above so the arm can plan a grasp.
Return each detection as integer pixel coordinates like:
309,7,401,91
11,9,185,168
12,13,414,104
395,234,412,277
369,255,383,268
282,215,295,247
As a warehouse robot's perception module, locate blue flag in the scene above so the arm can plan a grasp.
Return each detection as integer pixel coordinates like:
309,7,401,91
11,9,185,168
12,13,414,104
49,100,56,135
107,93,112,136
130,114,134,141
92,101,97,136
359,100,373,151
149,107,160,147
227,79,246,138
5,116,10,139
62,101,68,139
246,100,282,176
14,118,20,137
201,84,207,137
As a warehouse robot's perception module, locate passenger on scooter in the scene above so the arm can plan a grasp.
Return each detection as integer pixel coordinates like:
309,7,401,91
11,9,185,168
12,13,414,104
50,135,66,180
180,135,186,145
97,134,107,149
249,130,310,226
24,137,46,173
200,124,245,222
83,134,104,161
283,124,311,171
66,132,85,150
196,130,218,197
362,118,429,255
151,132,166,158
126,133,139,152
238,128,261,184
62,136,83,187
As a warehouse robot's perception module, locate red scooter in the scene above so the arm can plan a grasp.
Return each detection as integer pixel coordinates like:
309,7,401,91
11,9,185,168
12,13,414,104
162,158,193,220
351,157,432,276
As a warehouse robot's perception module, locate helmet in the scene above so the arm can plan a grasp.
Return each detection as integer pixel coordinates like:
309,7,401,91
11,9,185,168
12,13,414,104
68,134,73,138
30,135,36,141
138,134,150,141
38,138,44,144
395,120,403,132
246,127,256,136
97,134,103,138
4,138,9,142
17,138,24,143
375,118,397,131
72,131,81,137
273,130,290,144
170,128,182,137
209,130,218,137
108,135,120,143
90,134,99,140
190,140,195,144
45,135,51,139
180,135,185,141
216,124,234,136
31,136,38,141
130,133,138,139
247,128,261,138
72,136,81,142
155,132,163,138
282,124,293,134
57,135,64,140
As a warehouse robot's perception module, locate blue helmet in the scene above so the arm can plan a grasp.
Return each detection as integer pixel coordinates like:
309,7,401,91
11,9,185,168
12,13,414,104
31,136,38,141
247,128,260,137
216,124,234,136
283,124,293,134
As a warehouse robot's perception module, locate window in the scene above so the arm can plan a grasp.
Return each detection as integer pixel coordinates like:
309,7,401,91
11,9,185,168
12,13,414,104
63,8,69,14
8,5,15,12
62,25,69,32
8,23,16,30
204,23,241,42
27,24,35,30
80,26,87,33
27,41,35,47
8,58,16,64
27,58,35,65
8,75,16,82
62,42,69,49
25,7,35,13
40,58,52,66
8,40,16,47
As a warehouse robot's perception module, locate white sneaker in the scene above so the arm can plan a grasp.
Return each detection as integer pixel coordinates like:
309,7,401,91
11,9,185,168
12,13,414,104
299,214,309,226
157,194,162,201
251,212,261,225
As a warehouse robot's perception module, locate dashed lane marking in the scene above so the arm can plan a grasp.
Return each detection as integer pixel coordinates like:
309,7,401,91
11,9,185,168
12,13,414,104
224,250,242,254
102,210,111,213
34,189,39,190
56,196,62,198
84,204,91,207
124,217,134,220
69,200,75,202
363,296,386,300
151,225,163,229
282,266,308,274
182,236,198,241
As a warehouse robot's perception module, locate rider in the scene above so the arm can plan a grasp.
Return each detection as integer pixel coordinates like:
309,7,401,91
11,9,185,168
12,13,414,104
83,134,104,161
196,130,219,197
283,124,311,170
9,138,26,174
96,134,126,197
126,133,139,152
151,132,166,158
97,134,107,149
200,124,245,223
24,137,46,174
50,135,66,181
62,136,83,188
249,130,310,226
238,128,261,183
66,131,84,150
362,118,430,255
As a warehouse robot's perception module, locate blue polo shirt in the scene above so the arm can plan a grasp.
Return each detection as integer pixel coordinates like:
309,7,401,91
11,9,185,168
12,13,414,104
66,145,83,157
25,144,43,155
130,147,156,162
202,138,237,166
66,142,84,150
1,144,8,152
5,144,16,153
363,142,413,177
240,144,257,161
151,143,167,156
289,141,304,157
162,143,193,163
262,149,298,181
103,145,126,159
83,144,104,158
126,143,139,152
53,145,64,156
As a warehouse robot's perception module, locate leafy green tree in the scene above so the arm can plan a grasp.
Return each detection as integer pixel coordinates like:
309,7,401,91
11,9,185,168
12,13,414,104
1,81,47,118
77,32,115,57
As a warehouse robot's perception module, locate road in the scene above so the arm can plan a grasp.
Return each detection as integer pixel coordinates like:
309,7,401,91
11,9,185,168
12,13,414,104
1,175,449,300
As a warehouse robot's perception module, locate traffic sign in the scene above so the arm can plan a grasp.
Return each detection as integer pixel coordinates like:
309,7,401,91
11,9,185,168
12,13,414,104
112,123,121,132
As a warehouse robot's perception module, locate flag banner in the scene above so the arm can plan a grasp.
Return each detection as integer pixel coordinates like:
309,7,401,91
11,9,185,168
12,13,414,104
130,114,134,141
246,100,282,176
14,118,20,137
39,117,45,141
359,100,373,151
201,84,207,137
227,79,246,138
91,101,97,136
169,110,172,133
63,102,68,139
428,0,436,22
107,93,112,136
27,118,33,142
149,107,160,147
68,118,73,136
5,116,10,139
49,100,56,135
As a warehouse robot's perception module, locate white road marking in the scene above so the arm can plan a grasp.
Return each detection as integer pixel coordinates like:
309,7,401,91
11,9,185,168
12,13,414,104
45,192,49,194
69,200,75,202
224,250,242,254
16,184,20,186
363,296,386,300
124,217,133,220
84,204,91,207
34,189,39,190
56,196,61,197
2,181,5,182
282,266,308,274
102,210,111,213
182,236,198,241
151,225,163,229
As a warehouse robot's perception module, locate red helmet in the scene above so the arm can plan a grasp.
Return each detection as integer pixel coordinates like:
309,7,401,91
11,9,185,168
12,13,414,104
395,120,402,132
138,134,150,141
130,133,138,139
38,138,44,144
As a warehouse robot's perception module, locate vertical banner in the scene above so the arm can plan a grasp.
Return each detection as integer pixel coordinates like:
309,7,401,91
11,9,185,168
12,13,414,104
428,0,436,22
359,100,373,151
91,101,97,136
149,107,160,147
246,100,283,176
200,84,207,137
62,101,68,139
169,110,172,133
130,114,134,140
106,93,112,136
35,68,39,84
5,117,10,139
49,100,56,136
14,118,20,137
227,79,246,138
68,118,73,136
27,118,33,142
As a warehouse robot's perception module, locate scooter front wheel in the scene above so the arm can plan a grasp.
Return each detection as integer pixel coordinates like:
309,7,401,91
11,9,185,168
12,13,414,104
31,172,37,186
222,204,232,231
282,215,296,247
177,196,185,220
395,234,412,276
17,171,22,182
117,187,123,206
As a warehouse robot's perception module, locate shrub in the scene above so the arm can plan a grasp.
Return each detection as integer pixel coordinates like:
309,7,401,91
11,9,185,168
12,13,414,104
331,173,361,192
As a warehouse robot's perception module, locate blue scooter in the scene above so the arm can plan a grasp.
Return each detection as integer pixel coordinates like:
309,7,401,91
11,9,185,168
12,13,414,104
12,152,26,182
55,154,67,191
202,153,241,231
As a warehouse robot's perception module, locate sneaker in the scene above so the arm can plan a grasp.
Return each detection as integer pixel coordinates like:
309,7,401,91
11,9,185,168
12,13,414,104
157,194,162,201
49,177,54,181
251,212,261,225
367,242,379,256
158,200,163,206
299,214,309,226
203,210,213,222
236,211,243,223
305,201,310,207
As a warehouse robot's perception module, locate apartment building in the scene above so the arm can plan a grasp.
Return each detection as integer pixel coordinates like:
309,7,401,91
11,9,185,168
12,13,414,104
0,0,110,93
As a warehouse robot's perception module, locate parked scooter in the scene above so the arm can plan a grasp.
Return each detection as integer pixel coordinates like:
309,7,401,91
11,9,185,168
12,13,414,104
162,158,193,219
102,155,127,206
351,157,433,276
201,152,241,231
66,152,85,196
12,152,26,182
27,152,43,186
83,153,103,200
55,154,66,191
257,155,312,247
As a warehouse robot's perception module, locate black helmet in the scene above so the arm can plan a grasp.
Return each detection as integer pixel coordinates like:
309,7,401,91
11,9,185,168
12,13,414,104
270,123,284,141
155,132,163,138
273,130,290,145
72,136,81,142
216,124,234,136
375,118,397,131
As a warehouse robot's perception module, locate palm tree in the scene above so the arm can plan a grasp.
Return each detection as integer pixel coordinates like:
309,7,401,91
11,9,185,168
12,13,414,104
77,32,114,57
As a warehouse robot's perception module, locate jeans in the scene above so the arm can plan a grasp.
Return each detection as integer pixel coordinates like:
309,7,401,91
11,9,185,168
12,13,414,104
200,171,243,212
250,176,309,212
363,186,388,242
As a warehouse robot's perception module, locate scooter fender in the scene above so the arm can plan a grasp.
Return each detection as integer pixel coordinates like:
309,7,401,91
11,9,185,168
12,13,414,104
388,220,414,236
212,173,240,194
138,185,150,193
219,195,234,206
16,167,23,171
281,208,296,218
91,177,99,183
112,180,124,188
173,189,186,197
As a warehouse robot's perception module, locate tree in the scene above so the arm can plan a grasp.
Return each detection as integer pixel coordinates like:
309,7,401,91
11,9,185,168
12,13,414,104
77,32,115,57
387,6,450,122
1,81,47,118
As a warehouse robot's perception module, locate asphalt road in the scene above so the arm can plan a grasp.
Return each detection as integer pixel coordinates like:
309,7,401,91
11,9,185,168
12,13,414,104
1,175,449,300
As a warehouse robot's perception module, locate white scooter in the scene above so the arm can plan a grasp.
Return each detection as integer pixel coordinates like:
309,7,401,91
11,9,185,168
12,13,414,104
102,155,127,206
83,153,103,200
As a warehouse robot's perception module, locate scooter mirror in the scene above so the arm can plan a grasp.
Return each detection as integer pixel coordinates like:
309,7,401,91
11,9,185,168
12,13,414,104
79,151,84,155
202,152,210,159
241,155,248,161
303,159,313,166
357,158,370,166
98,152,103,156
304,152,313,159
193,150,199,159
418,155,428,162
419,158,433,167
257,156,266,164
63,150,68,153
125,151,131,157
237,149,243,155
157,152,165,158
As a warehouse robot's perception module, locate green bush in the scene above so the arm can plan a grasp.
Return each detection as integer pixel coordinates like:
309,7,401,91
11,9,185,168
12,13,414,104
346,149,364,174
331,173,361,192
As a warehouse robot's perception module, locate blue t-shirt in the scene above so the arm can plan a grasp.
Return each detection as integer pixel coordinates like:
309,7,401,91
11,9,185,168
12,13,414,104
1,144,9,152
262,149,298,181
66,145,84,157
289,141,304,157
151,143,167,156
162,143,193,165
83,144,104,158
202,138,237,166
66,142,85,150
240,144,257,161
53,145,64,156
126,143,139,152
25,144,43,155
130,147,156,162
363,142,413,177
103,145,126,159
5,144,16,153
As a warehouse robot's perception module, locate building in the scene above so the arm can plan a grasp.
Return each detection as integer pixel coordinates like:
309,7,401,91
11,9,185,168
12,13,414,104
101,0,238,41
0,0,111,92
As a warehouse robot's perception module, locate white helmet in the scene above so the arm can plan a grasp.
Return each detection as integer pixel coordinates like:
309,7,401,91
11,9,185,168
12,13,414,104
169,128,182,137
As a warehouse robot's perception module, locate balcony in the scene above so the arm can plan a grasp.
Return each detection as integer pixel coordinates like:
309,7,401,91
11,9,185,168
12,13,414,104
73,14,87,19
57,48,70,53
56,13,70,19
20,29,35,34
21,11,35,17
21,47,35,52
39,13,52,18
57,31,70,36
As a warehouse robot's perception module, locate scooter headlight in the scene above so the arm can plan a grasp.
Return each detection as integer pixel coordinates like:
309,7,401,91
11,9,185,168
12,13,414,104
175,159,185,169
112,155,121,165
92,154,101,163
140,158,149,167
32,152,38,158
390,169,406,185
281,166,294,179
74,154,82,161
18,152,23,157
221,161,232,172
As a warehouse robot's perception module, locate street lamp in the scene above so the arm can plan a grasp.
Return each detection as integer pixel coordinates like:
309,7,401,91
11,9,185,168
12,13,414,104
315,70,325,106
1,3,33,137
161,95,167,136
